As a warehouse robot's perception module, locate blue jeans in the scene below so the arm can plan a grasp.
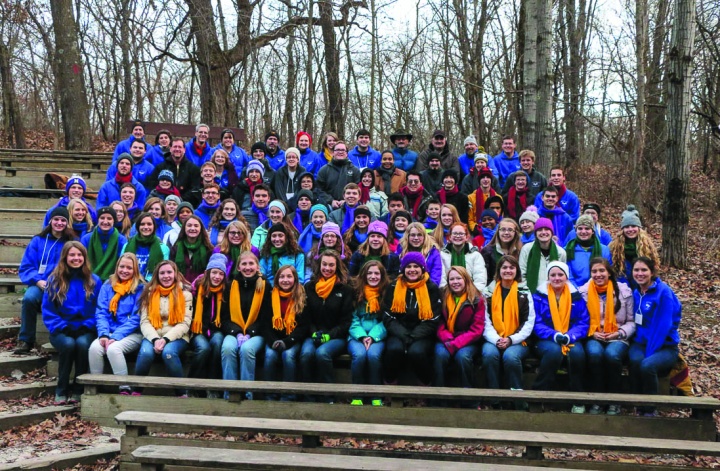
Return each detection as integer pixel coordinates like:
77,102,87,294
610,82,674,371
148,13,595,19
188,331,224,380
134,338,188,378
433,342,478,388
533,339,586,392
300,337,346,383
347,339,385,385
481,342,528,390
264,343,301,400
585,339,629,393
628,342,678,395
49,331,95,397
220,335,265,381
19,286,43,344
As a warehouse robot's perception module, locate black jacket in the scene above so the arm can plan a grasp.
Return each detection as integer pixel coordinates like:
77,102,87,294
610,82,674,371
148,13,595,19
220,274,272,337
262,299,310,348
316,159,361,202
382,279,442,344
147,155,201,202
270,165,306,205
303,280,354,339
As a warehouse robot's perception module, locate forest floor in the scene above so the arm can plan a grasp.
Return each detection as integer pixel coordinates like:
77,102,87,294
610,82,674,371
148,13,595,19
1,133,719,468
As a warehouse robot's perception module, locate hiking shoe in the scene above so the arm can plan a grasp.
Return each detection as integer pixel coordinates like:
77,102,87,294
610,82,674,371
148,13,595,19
68,394,81,404
606,404,621,416
588,404,603,415
571,404,586,414
13,341,32,355
371,399,383,407
54,395,67,405
119,386,132,396
350,399,364,406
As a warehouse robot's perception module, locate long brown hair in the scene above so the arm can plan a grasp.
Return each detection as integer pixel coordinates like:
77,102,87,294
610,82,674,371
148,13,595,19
208,198,244,229
109,253,144,294
494,255,523,283
312,249,348,284
47,241,96,304
111,200,132,236
352,260,389,306
260,225,302,257
143,197,167,219
589,256,622,313
139,260,189,312
274,265,307,313
218,220,252,253
177,215,214,251
487,218,522,257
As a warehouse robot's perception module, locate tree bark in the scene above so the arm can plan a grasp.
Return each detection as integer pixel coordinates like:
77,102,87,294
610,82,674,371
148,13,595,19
521,0,538,156
319,0,344,138
634,0,648,174
535,0,554,173
49,0,91,150
0,40,25,148
661,0,696,268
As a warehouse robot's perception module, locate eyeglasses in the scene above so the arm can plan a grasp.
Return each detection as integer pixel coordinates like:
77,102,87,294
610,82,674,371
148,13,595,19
451,232,467,237
227,231,242,236
407,180,420,185
334,148,347,153
204,191,219,196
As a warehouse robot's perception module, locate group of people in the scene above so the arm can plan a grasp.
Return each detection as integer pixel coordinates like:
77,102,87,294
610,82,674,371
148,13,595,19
13,122,681,415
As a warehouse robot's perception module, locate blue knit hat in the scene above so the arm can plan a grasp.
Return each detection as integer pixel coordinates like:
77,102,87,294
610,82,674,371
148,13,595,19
65,174,87,194
400,251,427,272
206,253,228,272
158,169,175,184
481,209,499,223
246,159,265,177
310,204,329,218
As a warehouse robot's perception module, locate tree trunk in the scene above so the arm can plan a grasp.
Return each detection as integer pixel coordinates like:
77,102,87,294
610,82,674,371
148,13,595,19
661,0,696,268
282,4,296,140
634,0,648,174
0,40,25,148
49,0,91,150
119,0,133,126
319,0,344,138
535,0,554,172
521,0,538,155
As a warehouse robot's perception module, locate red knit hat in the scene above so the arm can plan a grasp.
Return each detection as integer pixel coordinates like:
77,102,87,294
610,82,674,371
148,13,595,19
296,131,312,147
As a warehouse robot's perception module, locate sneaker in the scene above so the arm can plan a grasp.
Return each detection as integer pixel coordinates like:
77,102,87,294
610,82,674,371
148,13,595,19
119,386,132,396
571,404,586,414
371,399,383,407
642,409,658,417
13,341,32,355
54,395,67,405
588,404,603,415
350,399,364,406
131,391,142,396
68,394,81,404
606,404,621,416
177,394,189,398
206,391,220,399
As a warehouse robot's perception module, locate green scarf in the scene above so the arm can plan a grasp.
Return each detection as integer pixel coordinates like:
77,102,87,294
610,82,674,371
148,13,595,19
526,241,559,293
565,234,602,262
88,229,120,281
125,233,165,276
450,245,466,267
624,240,637,263
270,245,287,274
229,245,242,275
175,238,208,274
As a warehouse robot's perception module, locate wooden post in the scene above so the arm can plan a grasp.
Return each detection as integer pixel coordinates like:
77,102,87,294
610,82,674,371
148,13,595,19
301,434,321,448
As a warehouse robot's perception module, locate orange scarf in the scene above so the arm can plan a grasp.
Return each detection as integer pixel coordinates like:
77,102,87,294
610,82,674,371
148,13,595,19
148,284,185,330
492,281,521,340
445,293,467,334
315,275,336,300
587,281,618,336
548,283,573,355
271,288,297,335
229,278,265,334
364,285,381,313
109,279,133,319
391,272,433,320
191,283,224,334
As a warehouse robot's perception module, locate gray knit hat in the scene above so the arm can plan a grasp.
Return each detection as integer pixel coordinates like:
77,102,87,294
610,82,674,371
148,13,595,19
464,135,478,146
620,204,642,228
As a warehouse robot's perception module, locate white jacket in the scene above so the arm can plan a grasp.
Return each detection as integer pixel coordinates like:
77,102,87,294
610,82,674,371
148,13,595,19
518,241,567,291
440,243,487,291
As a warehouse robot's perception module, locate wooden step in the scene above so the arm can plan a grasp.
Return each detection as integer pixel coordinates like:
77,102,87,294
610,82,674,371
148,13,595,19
0,293,22,318
0,197,59,210
0,246,26,264
0,352,47,377
0,381,56,400
0,405,76,431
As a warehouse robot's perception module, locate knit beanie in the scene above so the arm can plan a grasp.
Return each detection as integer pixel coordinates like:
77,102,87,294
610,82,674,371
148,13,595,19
295,131,312,147
481,209,499,223
441,168,459,184
158,169,175,184
165,195,182,207
206,253,228,272
177,201,194,215
534,217,554,234
547,260,570,278
250,142,268,155
268,200,287,216
427,152,441,163
474,153,489,164
464,135,478,146
620,204,642,228
97,206,117,223
246,160,266,177
368,220,388,238
264,130,280,141
519,205,540,224
117,153,135,170
295,189,314,203
575,214,595,230
400,252,427,272
354,205,372,219
479,167,493,179
285,147,301,159
310,204,329,218
582,202,602,217
267,223,288,237
65,175,87,194
321,222,343,239
48,206,70,222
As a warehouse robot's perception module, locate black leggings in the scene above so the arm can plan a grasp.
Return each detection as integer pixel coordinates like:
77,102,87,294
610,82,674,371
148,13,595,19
383,336,435,384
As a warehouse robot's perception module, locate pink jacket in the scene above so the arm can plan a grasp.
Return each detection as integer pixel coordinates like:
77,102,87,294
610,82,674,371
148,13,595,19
437,297,485,354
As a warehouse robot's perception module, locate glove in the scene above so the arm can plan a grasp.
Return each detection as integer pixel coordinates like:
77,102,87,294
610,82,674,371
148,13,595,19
312,331,325,347
554,333,567,345
272,340,286,351
236,334,250,347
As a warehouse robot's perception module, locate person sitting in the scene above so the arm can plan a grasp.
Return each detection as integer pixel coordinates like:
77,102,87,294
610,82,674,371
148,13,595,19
269,147,306,204
468,168,499,234
460,153,501,195
519,217,567,294
137,197,173,242
374,150,407,196
437,169,468,223
68,198,95,239
234,159,269,211
44,175,97,226
251,200,296,250
348,221,400,279
169,215,213,284
533,166,580,222
342,205,372,253
358,168,388,221
328,183,365,235
208,148,239,192
258,223,305,285
97,153,148,209
106,138,154,188
399,171,433,222
288,190,315,233
481,218,523,283
163,202,194,248
206,199,242,246
213,220,257,276
297,204,329,254
536,185,574,246
81,207,127,282
122,212,170,281
608,205,660,289
240,183,272,232
564,214,612,287
501,149,547,201
471,209,499,249
387,210,411,254
214,128,249,171
518,206,539,244
431,204,461,247
398,222,443,286
440,222,487,292
423,199,442,233
564,202,612,246
193,183,222,229
295,131,324,176
502,171,532,221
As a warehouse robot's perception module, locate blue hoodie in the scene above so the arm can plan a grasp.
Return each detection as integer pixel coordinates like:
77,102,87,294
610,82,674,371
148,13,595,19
113,135,149,161
145,145,167,166
19,234,70,286
267,148,286,171
348,146,382,170
194,201,220,229
106,158,155,187
299,147,324,176
633,278,681,357
489,151,521,187
44,198,97,227
213,143,249,171
533,283,589,344
565,241,612,287
534,188,581,222
97,177,148,209
537,206,574,247
392,147,418,172
185,138,213,167
95,280,143,340
42,272,102,334
458,153,475,177
80,228,128,260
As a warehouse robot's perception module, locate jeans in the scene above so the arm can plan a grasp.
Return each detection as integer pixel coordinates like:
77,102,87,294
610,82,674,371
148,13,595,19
585,339,629,393
264,343,301,400
300,338,346,383
383,336,435,384
347,339,384,385
628,342,678,395
134,338,188,378
49,331,95,396
433,342,478,388
481,342,528,390
19,286,43,344
188,331,224,380
533,339,586,392
220,335,265,381
88,333,142,375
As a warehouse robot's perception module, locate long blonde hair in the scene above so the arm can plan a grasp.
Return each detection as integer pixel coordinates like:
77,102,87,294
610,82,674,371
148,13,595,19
432,204,461,246
400,222,438,257
111,200,132,236
47,241,96,304
608,228,659,271
67,198,94,231
442,266,480,310
108,253,144,294
218,220,252,253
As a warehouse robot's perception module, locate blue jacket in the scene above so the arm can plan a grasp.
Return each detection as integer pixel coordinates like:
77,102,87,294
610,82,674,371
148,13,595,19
194,201,220,229
259,252,305,285
44,197,97,227
532,283,589,343
95,280,143,340
145,145,167,166
348,304,387,342
392,147,418,172
113,135,149,161
19,234,70,286
458,153,475,177
214,143,249,171
80,229,128,261
565,241,612,287
534,188,581,222
423,246,444,286
106,158,155,187
185,138,213,167
298,148,324,176
566,226,612,246
489,151,521,187
267,148,287,171
633,278,681,356
97,177,147,209
348,146,381,170
42,273,102,334
537,206,574,246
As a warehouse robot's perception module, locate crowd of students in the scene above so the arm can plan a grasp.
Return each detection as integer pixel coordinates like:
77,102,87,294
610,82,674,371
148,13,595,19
14,123,681,415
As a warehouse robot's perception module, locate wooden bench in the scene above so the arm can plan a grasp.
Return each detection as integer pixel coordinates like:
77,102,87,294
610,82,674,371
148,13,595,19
0,277,23,294
0,157,111,171
131,445,563,470
118,412,720,470
2,166,106,181
77,375,720,441
0,188,97,199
